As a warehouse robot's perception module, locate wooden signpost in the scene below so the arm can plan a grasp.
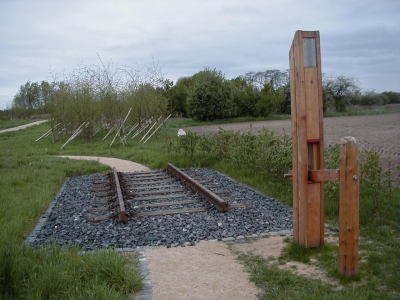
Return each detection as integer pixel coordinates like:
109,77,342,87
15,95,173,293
287,30,359,277
289,30,325,248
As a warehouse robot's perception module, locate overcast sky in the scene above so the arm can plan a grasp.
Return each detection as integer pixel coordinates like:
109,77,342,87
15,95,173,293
0,0,399,109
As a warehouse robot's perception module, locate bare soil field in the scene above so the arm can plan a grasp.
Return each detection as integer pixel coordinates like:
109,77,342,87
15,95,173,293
184,113,400,173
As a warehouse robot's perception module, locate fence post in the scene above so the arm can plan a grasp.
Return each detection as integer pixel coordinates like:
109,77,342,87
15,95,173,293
339,137,359,277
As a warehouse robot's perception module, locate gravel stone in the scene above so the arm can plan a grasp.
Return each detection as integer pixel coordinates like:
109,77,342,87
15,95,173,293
278,230,293,236
222,237,235,242
27,168,293,250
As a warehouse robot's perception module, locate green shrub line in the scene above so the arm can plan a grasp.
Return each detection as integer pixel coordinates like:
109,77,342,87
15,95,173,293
1,118,399,299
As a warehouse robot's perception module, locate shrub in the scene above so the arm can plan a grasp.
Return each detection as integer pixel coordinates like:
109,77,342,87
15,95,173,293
188,68,237,121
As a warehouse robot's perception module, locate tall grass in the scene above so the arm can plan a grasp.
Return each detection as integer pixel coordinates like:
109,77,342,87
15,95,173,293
0,123,142,299
0,245,141,299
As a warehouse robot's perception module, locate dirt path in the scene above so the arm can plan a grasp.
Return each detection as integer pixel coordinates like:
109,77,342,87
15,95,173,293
0,120,47,133
57,156,150,172
145,241,260,300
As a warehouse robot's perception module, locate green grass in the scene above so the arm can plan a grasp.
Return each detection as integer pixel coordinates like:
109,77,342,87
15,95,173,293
1,117,399,299
0,123,142,299
236,252,388,300
1,245,142,299
324,104,399,117
234,232,399,299
167,114,292,128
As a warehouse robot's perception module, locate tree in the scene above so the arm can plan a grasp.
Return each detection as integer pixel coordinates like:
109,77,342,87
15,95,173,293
188,68,237,121
12,81,40,109
40,80,52,110
381,91,400,104
167,76,195,117
323,75,360,112
255,83,285,117
230,77,260,117
237,70,290,116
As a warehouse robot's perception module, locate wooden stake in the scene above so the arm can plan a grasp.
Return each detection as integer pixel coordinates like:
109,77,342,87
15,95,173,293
35,123,60,143
60,122,86,149
103,124,116,141
140,116,162,142
339,136,359,278
110,108,132,146
131,118,152,139
143,114,171,144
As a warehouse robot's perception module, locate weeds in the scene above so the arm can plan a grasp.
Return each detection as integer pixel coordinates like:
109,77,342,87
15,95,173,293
0,244,142,299
0,123,142,299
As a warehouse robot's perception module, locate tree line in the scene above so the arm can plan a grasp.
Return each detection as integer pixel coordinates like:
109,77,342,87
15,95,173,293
9,65,400,124
166,68,399,121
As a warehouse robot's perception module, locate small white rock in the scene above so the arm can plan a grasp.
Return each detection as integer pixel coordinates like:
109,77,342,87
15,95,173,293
177,129,186,136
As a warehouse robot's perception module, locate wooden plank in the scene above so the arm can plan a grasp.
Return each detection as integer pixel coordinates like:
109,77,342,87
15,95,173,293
123,175,170,181
306,182,321,247
128,193,191,201
339,137,359,277
314,31,325,243
123,184,181,191
125,179,174,186
133,199,201,209
289,32,300,243
125,188,186,196
133,207,208,217
125,171,165,177
305,67,320,140
295,31,309,247
308,169,340,182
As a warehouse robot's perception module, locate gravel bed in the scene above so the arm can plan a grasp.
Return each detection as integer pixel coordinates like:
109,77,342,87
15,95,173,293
27,168,293,250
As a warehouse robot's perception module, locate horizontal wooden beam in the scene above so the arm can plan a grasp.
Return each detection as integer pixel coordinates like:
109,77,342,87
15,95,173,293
285,169,340,182
309,169,340,182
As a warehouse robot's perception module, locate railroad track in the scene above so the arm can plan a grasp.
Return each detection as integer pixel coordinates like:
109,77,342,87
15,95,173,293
87,163,248,222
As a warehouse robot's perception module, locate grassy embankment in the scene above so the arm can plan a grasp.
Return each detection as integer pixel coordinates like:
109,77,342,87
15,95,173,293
1,110,399,299
0,124,143,299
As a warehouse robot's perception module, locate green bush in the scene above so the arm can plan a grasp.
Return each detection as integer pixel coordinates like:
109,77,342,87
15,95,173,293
188,68,237,121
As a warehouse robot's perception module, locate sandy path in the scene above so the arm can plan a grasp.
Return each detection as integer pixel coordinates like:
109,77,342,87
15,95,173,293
145,241,259,300
0,120,48,133
57,155,150,172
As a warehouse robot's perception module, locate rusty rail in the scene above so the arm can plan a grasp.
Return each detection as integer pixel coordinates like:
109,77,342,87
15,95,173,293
167,163,229,212
88,164,245,222
113,167,128,222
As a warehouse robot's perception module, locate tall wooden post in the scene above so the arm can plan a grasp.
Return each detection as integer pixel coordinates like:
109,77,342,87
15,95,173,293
289,31,324,248
339,137,359,277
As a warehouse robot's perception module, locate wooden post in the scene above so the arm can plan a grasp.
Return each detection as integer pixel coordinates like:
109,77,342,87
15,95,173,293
339,137,359,277
289,30,324,247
